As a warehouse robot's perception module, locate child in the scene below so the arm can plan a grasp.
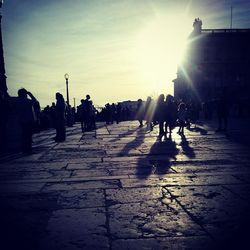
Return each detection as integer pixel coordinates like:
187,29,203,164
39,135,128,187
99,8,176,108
177,102,187,135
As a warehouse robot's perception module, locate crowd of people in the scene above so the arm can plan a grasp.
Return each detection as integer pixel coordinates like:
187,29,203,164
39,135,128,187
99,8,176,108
0,87,233,155
136,94,201,138
98,103,133,125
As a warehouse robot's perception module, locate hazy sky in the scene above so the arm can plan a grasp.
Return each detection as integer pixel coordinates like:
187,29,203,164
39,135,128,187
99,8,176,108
2,0,250,107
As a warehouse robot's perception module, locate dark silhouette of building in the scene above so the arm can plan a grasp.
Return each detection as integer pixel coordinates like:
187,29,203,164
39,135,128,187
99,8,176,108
173,18,250,110
0,2,7,95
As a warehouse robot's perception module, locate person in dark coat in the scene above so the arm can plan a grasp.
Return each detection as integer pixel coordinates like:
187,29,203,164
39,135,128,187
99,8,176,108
54,92,66,142
16,88,37,154
136,99,144,127
105,103,112,125
155,94,165,137
116,103,122,124
79,99,85,132
165,95,177,134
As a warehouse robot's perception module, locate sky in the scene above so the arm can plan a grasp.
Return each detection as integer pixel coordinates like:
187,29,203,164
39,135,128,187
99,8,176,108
2,0,250,107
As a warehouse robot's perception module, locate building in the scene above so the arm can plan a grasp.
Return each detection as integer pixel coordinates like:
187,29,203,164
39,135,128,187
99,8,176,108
173,18,250,110
0,1,7,95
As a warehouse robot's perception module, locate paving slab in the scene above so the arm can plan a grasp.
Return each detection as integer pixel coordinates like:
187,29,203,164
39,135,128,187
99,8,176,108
38,208,109,250
1,121,250,249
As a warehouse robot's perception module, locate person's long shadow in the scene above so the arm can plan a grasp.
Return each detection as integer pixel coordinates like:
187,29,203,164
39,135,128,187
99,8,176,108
109,126,140,143
119,127,147,156
180,134,196,159
136,133,179,179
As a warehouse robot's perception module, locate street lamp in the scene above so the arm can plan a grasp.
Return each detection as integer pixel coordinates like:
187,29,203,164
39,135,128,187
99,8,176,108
64,73,69,105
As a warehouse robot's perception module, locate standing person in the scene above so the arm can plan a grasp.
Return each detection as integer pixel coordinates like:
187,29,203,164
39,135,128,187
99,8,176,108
116,103,122,124
16,88,37,154
50,102,56,128
84,94,92,131
136,99,144,127
89,100,97,130
177,102,187,135
54,92,66,142
105,103,112,125
66,105,74,127
144,96,154,130
155,94,165,137
79,99,85,132
27,91,41,133
111,103,116,124
0,91,10,154
165,95,177,134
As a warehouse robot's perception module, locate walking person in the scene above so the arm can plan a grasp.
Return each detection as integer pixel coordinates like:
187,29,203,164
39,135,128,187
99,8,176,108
177,102,187,135
136,99,144,127
54,92,66,142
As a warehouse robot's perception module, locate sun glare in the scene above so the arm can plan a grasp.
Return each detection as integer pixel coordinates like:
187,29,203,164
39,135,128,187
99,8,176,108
134,15,191,96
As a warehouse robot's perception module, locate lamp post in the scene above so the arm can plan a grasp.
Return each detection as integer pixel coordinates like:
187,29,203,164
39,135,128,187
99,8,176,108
0,0,7,95
64,73,69,105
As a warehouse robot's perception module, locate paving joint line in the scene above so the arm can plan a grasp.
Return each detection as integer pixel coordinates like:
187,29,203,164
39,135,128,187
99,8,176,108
165,188,217,243
104,189,112,250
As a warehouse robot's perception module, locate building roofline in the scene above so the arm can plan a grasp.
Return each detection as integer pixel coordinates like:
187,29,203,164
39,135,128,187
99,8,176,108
202,28,250,33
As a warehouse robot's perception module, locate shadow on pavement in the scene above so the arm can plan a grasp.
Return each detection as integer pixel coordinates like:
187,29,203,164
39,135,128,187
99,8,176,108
180,134,196,159
136,133,179,179
119,127,147,156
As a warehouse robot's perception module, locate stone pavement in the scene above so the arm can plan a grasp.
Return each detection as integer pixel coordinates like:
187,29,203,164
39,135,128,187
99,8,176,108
1,121,250,250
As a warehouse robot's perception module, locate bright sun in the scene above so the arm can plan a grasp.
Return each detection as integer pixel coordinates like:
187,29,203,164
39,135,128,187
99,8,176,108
134,15,191,96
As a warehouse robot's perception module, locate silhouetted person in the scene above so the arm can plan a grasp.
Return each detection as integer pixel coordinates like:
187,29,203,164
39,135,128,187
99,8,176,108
116,103,122,124
136,99,144,127
165,95,177,134
79,99,85,132
111,103,116,124
54,92,66,142
155,94,165,137
66,105,74,127
28,91,40,133
16,88,37,154
71,107,76,124
50,102,56,128
105,103,112,124
124,107,131,120
0,91,10,154
144,96,154,130
83,94,93,131
89,100,97,130
177,102,187,135
40,105,50,130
